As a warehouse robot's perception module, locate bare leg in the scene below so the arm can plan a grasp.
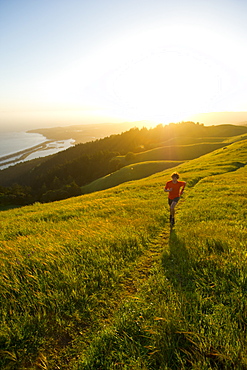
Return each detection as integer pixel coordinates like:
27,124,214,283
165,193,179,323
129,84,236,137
170,205,175,217
170,201,177,215
170,201,177,225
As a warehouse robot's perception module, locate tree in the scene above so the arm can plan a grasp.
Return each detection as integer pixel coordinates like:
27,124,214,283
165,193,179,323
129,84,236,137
125,152,135,162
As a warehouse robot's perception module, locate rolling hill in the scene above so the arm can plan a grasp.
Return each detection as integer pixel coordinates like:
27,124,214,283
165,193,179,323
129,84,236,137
0,130,247,369
81,160,184,193
187,111,247,125
1,122,247,207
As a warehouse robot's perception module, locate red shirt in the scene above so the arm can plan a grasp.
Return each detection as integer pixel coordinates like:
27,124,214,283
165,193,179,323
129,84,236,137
165,180,186,199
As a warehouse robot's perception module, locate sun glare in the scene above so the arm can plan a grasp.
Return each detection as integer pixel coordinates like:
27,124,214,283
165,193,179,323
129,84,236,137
106,22,241,122
91,24,237,123
112,50,222,120
20,23,240,125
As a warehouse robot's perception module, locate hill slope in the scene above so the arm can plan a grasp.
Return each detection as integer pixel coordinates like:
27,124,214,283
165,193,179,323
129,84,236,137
81,160,184,194
1,122,247,206
83,155,247,369
0,136,247,368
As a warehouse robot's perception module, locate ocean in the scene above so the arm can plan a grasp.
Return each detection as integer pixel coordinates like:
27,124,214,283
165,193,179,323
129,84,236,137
0,131,75,170
0,131,47,157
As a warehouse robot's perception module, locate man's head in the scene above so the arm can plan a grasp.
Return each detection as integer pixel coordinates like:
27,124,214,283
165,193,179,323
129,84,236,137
171,172,180,180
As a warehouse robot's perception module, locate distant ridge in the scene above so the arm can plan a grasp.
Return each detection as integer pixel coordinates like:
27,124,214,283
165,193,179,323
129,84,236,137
187,112,247,125
28,121,154,144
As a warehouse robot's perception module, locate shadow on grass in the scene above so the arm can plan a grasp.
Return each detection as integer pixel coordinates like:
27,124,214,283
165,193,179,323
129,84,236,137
162,229,195,292
160,230,211,367
160,230,242,369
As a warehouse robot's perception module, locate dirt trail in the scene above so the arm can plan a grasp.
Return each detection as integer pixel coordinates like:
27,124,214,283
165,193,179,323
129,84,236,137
121,227,170,298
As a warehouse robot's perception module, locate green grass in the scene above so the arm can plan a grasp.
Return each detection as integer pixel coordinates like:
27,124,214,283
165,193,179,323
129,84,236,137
81,139,235,195
0,178,166,369
82,160,184,194
117,142,227,164
77,141,247,369
159,136,228,146
0,138,247,369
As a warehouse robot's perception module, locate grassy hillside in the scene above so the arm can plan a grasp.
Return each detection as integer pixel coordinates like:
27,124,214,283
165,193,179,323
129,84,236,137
1,123,247,208
81,141,235,195
89,163,246,370
157,136,228,146
187,111,247,125
0,178,166,369
0,138,247,369
82,161,184,194
78,141,247,369
121,142,227,163
161,132,247,146
82,134,247,194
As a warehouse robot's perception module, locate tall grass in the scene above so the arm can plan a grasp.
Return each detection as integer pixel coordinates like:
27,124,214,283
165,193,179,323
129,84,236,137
0,181,167,369
0,139,247,369
77,141,247,369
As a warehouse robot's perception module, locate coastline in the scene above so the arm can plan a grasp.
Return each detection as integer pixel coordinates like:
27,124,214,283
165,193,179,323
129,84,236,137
0,140,54,169
0,122,145,170
0,138,75,170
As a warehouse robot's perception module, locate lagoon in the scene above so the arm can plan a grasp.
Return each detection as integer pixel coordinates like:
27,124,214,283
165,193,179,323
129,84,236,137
0,131,75,170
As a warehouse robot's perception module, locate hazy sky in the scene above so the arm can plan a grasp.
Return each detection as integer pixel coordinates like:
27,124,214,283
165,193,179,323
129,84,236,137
1,0,247,131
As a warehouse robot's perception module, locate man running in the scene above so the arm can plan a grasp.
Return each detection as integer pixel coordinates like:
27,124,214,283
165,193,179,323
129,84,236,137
164,172,186,226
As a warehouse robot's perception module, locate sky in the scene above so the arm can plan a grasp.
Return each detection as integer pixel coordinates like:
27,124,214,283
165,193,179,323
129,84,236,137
1,0,247,131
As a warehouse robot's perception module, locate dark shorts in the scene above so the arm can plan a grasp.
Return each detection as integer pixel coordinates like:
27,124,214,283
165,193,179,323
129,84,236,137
168,197,180,206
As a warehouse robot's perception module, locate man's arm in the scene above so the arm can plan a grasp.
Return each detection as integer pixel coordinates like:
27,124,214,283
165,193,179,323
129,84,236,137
180,182,186,196
164,188,172,192
164,183,172,192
